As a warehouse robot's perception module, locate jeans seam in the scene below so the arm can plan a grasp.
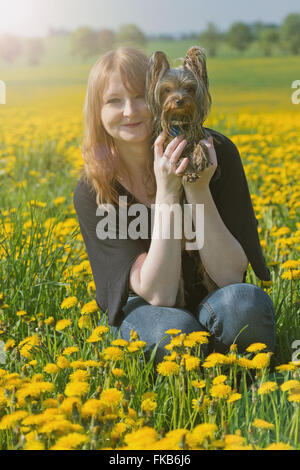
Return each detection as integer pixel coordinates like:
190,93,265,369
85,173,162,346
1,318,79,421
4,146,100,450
203,302,220,336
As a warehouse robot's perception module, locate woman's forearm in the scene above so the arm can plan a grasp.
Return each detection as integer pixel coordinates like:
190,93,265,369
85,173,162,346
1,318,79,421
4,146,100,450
185,186,249,287
139,190,182,306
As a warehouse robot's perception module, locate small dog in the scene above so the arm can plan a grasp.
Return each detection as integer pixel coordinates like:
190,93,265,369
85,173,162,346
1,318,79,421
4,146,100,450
146,46,218,307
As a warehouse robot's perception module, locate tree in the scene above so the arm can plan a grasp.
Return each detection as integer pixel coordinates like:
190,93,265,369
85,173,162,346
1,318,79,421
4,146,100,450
226,22,254,52
280,13,300,55
199,22,222,57
70,27,99,60
116,24,146,47
0,34,22,64
258,28,279,57
27,38,45,65
97,29,115,53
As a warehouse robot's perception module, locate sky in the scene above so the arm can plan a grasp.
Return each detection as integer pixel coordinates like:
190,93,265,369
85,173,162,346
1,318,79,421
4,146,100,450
0,0,299,37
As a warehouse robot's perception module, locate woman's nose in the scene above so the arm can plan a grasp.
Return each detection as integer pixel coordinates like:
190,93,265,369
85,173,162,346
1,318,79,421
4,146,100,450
123,98,136,116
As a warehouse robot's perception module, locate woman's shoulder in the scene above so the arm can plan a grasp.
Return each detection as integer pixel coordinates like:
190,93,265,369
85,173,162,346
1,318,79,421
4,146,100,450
73,174,98,215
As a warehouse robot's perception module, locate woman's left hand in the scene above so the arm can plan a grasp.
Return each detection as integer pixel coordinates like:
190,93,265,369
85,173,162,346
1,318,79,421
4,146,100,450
182,135,218,192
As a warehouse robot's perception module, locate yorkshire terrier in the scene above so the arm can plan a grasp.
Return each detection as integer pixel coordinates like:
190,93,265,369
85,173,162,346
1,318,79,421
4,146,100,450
146,46,218,308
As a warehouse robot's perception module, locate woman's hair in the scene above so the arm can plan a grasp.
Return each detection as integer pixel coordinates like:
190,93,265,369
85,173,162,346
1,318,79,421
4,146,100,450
80,47,156,208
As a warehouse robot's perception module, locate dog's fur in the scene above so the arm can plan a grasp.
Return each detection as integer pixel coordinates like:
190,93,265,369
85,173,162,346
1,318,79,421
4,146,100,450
146,46,218,307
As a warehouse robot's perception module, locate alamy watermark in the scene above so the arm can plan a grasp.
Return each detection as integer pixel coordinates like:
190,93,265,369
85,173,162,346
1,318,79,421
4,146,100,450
291,340,300,362
0,80,6,104
291,80,300,104
95,196,204,251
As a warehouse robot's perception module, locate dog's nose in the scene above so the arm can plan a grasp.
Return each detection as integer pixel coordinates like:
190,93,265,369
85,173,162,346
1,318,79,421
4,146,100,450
176,98,184,106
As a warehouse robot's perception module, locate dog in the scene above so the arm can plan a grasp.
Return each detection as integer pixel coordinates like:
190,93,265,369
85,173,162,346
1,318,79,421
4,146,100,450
146,46,218,308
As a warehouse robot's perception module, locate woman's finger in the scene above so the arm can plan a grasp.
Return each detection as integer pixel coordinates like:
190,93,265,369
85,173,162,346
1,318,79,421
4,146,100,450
175,157,189,175
169,139,187,165
163,135,184,157
154,133,165,159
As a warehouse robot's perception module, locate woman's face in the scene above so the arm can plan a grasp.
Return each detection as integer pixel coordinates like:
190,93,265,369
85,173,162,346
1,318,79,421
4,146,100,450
100,71,152,145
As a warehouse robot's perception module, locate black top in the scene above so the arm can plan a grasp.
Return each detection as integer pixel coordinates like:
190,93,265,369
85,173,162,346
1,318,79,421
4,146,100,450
73,128,270,327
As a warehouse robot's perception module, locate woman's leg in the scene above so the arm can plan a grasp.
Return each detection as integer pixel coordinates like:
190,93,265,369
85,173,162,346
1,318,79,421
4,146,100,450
117,296,207,364
195,283,276,354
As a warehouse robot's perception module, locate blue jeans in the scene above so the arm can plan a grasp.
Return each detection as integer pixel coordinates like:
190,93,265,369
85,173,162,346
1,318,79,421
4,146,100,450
109,283,276,364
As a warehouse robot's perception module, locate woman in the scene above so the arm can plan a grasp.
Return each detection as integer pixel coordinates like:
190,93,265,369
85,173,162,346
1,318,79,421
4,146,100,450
73,47,275,363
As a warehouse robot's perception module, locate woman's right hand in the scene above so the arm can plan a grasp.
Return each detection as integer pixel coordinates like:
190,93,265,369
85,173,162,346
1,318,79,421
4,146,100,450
153,133,189,195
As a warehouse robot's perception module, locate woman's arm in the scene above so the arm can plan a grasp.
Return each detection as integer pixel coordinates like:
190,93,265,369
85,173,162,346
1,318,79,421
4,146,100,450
129,134,190,306
130,190,182,306
183,136,249,287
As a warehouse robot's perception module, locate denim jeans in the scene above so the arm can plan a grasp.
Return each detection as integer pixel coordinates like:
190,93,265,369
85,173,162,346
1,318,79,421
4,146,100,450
109,283,276,364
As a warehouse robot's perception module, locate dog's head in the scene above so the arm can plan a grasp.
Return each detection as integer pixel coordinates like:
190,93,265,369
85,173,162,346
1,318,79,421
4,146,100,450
146,46,212,136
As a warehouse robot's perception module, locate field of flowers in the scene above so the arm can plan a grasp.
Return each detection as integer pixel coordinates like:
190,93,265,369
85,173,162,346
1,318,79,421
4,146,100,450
0,74,300,450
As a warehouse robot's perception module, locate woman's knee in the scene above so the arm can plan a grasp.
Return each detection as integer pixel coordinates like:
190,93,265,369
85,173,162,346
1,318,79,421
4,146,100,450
197,283,276,353
119,300,204,363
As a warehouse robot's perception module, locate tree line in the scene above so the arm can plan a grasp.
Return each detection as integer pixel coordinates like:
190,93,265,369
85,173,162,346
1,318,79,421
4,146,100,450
0,13,300,65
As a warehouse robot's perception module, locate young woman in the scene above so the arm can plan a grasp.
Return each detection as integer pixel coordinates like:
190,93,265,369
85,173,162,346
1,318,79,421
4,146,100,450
73,47,275,363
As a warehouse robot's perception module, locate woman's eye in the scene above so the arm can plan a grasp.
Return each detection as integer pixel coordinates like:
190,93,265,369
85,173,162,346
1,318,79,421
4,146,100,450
107,98,120,104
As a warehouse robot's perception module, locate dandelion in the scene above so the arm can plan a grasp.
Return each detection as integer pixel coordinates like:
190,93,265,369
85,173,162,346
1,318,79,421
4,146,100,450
141,398,157,412
227,393,242,403
124,427,159,449
103,346,124,361
281,270,300,280
191,379,206,389
62,346,79,356
60,296,78,309
265,443,293,450
212,375,227,385
80,299,98,315
210,383,232,398
111,339,129,347
165,329,181,335
4,339,15,351
55,318,71,331
100,388,123,407
288,393,300,403
246,343,267,353
43,363,59,374
157,361,180,376
251,353,271,369
127,340,146,353
16,310,27,317
24,440,45,450
257,381,278,395
281,260,299,269
56,355,71,369
44,316,55,326
81,399,104,418
280,380,300,392
64,381,89,397
112,368,126,378
252,418,274,430
0,410,28,430
184,356,201,371
69,369,89,382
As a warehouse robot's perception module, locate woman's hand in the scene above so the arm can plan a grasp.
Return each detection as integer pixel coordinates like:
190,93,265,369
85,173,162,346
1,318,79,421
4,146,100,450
183,136,218,192
154,133,189,195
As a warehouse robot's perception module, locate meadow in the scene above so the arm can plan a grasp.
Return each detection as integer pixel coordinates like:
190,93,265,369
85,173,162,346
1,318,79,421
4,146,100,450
0,42,299,450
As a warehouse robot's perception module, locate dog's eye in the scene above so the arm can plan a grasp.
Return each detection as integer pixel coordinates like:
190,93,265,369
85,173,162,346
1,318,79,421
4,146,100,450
164,87,171,93
186,86,194,93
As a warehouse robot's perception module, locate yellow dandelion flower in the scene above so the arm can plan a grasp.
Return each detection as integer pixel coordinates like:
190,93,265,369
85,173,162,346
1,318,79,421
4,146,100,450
251,353,271,369
69,369,89,382
281,269,300,280
60,296,78,309
112,368,125,378
80,300,98,315
81,399,104,418
184,356,201,371
24,440,45,450
59,397,81,417
275,363,297,372
227,393,242,403
103,346,124,361
64,381,89,397
265,442,293,450
111,339,129,347
50,432,89,450
4,339,15,351
157,361,180,376
288,393,300,403
78,315,92,330
44,363,60,374
44,316,55,326
246,343,267,353
252,418,274,430
55,318,71,331
280,380,300,392
212,375,227,385
237,357,254,369
210,383,232,398
124,426,159,449
281,260,299,269
257,381,278,395
0,410,28,430
141,398,157,412
186,423,217,447
56,355,71,369
191,379,206,389
16,310,27,317
100,388,123,407
127,340,146,352
62,346,79,356
165,329,182,335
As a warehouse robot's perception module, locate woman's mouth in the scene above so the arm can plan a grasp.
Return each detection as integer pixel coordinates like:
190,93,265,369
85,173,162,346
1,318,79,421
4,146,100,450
123,122,142,128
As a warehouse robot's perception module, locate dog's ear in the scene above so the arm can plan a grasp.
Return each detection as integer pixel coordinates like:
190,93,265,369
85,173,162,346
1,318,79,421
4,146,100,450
146,51,170,112
183,46,209,87
183,46,211,121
